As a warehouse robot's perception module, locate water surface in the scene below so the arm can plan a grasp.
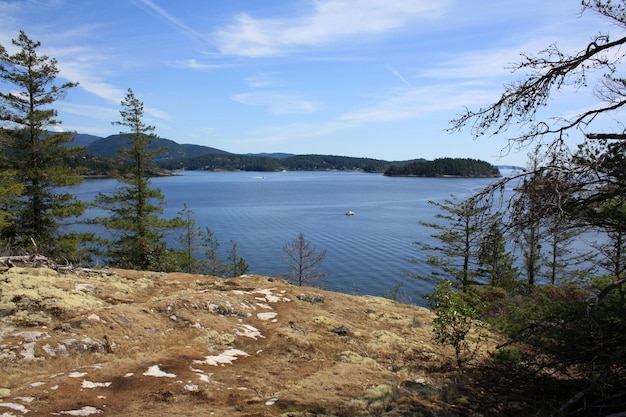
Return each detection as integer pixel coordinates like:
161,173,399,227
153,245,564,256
76,171,500,305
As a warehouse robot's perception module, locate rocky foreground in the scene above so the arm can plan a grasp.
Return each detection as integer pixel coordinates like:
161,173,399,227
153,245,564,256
0,266,480,416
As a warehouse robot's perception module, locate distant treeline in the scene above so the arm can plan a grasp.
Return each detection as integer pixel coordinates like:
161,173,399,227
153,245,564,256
383,158,501,178
165,153,395,173
63,133,497,176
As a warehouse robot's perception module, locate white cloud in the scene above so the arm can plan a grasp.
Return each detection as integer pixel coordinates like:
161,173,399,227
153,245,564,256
232,120,346,147
131,0,206,42
385,63,412,87
57,59,126,104
169,58,227,71
337,84,495,124
244,72,284,88
231,91,318,115
213,0,449,57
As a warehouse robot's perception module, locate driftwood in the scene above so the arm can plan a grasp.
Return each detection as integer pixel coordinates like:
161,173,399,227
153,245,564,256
0,254,52,268
0,254,116,276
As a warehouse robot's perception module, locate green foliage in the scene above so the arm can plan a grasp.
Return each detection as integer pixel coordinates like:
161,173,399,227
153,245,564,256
171,152,391,173
0,169,23,232
225,240,249,277
171,206,237,277
427,280,488,370
411,196,492,291
478,220,522,294
443,2,626,413
385,158,500,177
475,281,626,415
0,31,86,257
202,227,226,277
94,89,183,271
175,203,205,273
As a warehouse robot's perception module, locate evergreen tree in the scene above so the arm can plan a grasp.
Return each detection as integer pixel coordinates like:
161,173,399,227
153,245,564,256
176,203,204,273
446,2,626,412
478,219,521,294
0,128,23,236
225,240,248,277
203,227,225,277
0,31,84,256
95,89,181,271
411,196,491,291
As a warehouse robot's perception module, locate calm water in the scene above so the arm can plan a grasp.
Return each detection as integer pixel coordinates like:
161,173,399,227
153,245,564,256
72,171,501,305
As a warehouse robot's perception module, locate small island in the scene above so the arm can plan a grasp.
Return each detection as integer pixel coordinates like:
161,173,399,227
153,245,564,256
383,157,501,178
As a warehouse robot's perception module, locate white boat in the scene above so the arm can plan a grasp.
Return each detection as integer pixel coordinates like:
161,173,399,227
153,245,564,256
345,211,354,216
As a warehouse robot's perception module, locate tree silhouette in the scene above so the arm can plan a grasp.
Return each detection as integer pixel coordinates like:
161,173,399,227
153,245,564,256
281,232,327,286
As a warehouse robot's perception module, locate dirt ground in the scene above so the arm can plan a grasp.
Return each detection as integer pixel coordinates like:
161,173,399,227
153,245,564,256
0,266,483,416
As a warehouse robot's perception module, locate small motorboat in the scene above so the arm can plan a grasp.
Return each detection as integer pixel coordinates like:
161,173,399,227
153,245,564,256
345,211,355,216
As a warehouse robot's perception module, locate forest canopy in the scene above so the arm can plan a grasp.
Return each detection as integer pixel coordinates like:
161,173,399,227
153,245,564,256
384,157,500,178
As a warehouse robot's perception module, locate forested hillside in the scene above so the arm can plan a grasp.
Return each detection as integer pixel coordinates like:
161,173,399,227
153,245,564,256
67,134,478,175
384,157,500,177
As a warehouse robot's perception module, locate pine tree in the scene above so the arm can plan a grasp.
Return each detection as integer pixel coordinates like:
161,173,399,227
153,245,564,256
175,203,204,273
478,219,521,294
226,240,248,277
0,31,84,256
411,196,491,291
95,89,181,271
203,227,225,277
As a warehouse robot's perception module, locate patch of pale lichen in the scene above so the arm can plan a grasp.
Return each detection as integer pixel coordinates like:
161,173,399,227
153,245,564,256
1,267,106,324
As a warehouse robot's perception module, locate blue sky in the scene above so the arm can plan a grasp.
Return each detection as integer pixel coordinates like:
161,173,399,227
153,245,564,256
0,0,615,165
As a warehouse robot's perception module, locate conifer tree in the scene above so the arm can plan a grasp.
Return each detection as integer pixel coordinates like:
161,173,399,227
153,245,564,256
95,88,181,271
203,227,225,276
175,203,204,273
478,219,521,294
226,240,248,277
411,196,491,291
0,31,84,255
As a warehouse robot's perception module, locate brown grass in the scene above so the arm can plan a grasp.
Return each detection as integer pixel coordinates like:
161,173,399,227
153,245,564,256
0,267,500,416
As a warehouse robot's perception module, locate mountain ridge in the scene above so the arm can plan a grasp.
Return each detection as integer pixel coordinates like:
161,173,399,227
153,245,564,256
66,133,505,175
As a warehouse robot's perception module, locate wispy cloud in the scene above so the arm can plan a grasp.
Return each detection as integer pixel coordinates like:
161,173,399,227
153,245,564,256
244,72,284,88
385,63,412,88
231,120,347,147
213,0,449,57
55,54,126,104
231,92,318,115
168,58,228,71
232,83,496,149
337,82,498,125
131,0,206,42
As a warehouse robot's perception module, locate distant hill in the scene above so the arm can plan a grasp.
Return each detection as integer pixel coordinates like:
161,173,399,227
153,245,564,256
247,152,295,159
71,133,102,147
86,135,230,163
62,132,497,176
384,157,500,178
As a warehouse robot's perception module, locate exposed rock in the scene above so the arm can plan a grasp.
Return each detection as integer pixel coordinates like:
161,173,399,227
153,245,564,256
332,324,351,336
297,293,325,304
0,305,16,318
75,283,98,293
0,266,496,416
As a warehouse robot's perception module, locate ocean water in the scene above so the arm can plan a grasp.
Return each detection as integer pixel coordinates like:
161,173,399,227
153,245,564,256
72,171,502,305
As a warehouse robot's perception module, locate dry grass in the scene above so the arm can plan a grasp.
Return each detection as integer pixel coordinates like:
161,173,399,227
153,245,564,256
0,266,499,416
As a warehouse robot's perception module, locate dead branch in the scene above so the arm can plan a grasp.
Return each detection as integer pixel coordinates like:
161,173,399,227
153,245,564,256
0,255,116,276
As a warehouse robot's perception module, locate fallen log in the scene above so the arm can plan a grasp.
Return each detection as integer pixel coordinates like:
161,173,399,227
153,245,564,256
0,255,116,276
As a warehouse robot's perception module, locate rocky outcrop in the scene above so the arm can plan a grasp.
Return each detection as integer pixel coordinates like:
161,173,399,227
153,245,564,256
0,266,463,416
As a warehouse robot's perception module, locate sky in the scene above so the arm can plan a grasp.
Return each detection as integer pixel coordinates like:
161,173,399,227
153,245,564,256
0,0,618,166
